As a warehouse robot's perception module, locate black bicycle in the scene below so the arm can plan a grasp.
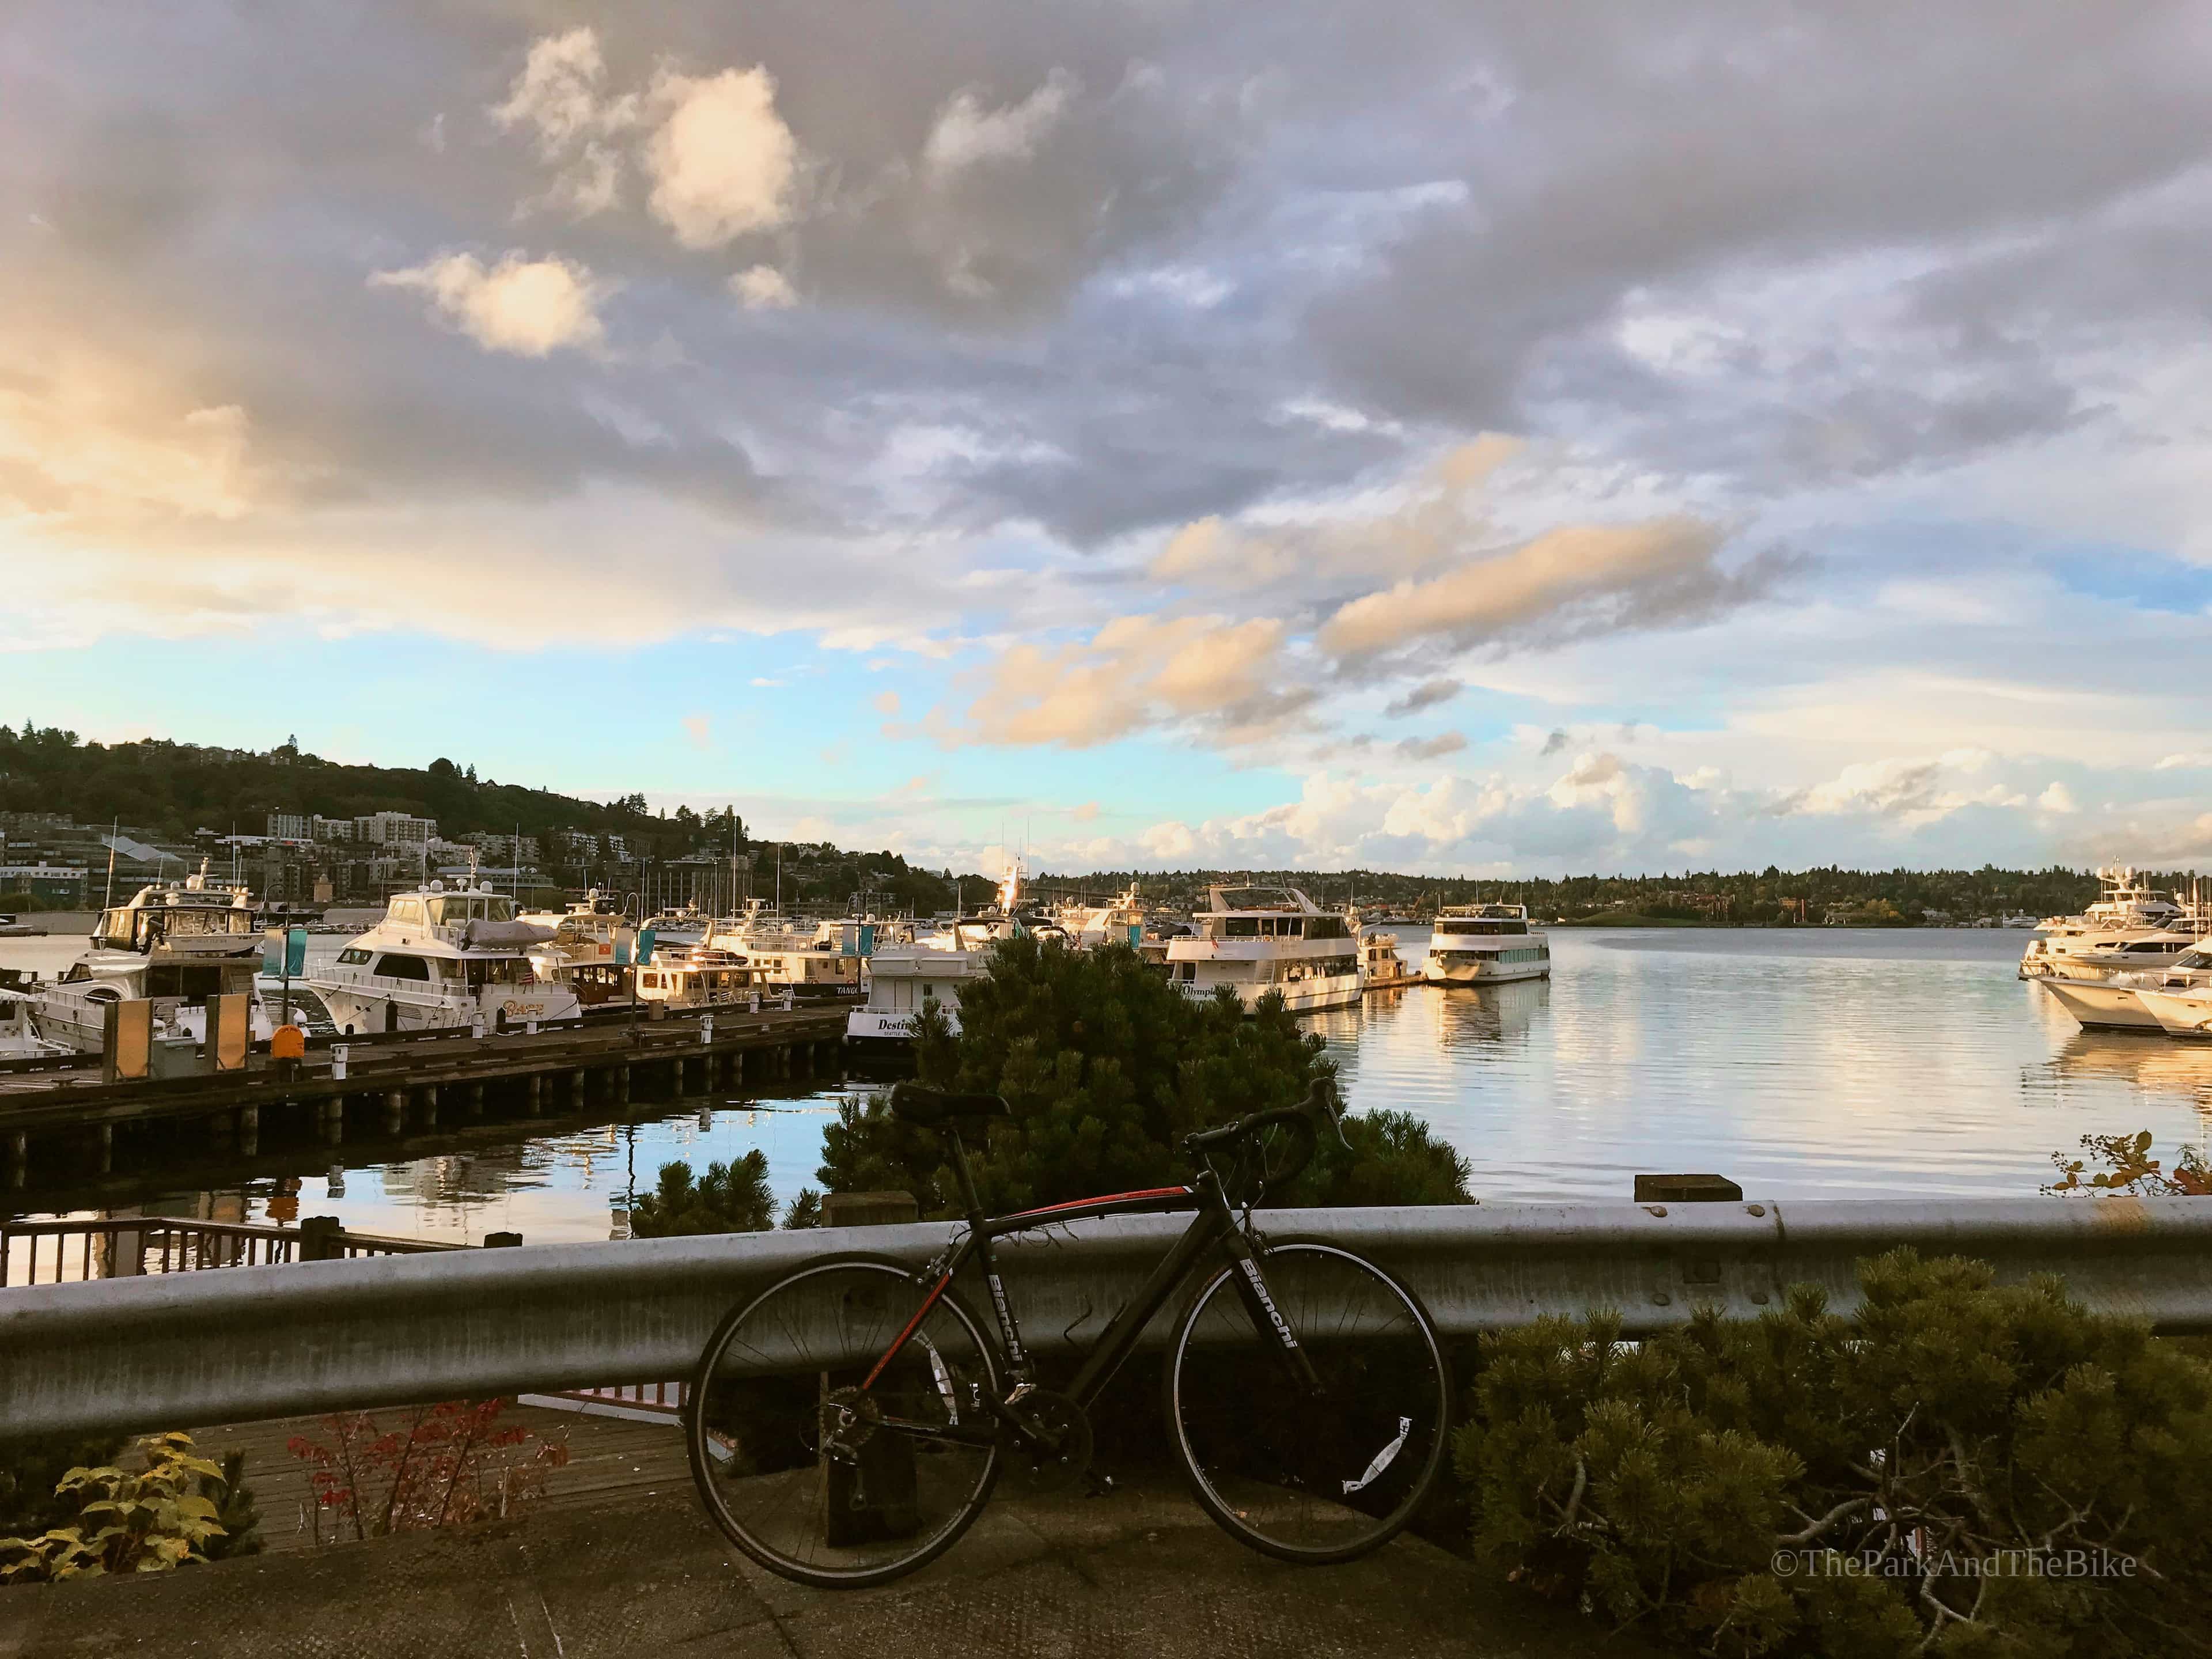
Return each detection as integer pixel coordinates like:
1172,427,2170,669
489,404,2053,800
684,1079,1452,1588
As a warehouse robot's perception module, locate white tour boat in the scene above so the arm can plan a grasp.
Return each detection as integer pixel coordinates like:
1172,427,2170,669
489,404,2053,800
31,865,267,1052
309,881,578,1035
1425,903,1552,985
842,889,1029,1052
1164,887,1362,1014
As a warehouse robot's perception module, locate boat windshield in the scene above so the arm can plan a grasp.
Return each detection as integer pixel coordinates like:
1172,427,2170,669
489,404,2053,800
426,895,517,926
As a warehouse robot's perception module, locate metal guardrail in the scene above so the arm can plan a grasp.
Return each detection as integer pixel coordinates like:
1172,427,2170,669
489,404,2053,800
2,1196,2208,1440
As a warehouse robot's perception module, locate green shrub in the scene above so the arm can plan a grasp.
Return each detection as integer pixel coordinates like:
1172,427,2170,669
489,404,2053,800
1456,1249,2212,1656
821,934,1472,1215
0,1433,236,1583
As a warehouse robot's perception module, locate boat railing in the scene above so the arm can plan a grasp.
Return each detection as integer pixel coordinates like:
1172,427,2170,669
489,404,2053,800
1,1216,460,1290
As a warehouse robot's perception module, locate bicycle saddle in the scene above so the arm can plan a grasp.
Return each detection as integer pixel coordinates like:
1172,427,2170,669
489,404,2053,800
888,1082,1012,1128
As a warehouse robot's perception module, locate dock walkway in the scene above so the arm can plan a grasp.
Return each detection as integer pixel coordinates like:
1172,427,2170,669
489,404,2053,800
1,1006,848,1189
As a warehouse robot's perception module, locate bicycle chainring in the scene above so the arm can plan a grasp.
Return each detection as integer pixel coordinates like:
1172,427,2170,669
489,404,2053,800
819,1386,881,1460
1006,1388,1093,1494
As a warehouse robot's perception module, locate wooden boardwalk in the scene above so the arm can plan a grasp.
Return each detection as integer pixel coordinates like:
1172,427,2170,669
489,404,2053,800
190,1402,694,1555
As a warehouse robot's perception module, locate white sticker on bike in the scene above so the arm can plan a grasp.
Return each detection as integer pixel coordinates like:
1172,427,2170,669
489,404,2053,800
1343,1416,1412,1495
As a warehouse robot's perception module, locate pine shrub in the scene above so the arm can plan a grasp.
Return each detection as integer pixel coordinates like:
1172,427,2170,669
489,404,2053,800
1456,1249,2212,1656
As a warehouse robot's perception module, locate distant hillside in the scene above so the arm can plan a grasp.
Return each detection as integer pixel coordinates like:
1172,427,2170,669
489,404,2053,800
0,725,972,915
1034,863,2143,924
0,724,646,842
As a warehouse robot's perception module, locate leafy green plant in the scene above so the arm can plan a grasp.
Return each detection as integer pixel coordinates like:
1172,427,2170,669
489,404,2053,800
820,934,1472,1215
1457,1250,2212,1657
0,1433,232,1582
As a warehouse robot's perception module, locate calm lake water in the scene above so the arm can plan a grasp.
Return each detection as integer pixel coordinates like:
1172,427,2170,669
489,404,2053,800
6,923,2209,1243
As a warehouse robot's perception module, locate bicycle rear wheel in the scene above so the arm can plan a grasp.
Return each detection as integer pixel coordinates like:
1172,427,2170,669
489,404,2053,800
1165,1241,1450,1563
686,1256,1003,1588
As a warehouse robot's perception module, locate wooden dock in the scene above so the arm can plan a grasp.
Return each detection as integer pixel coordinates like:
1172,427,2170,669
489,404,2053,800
0,1006,848,1191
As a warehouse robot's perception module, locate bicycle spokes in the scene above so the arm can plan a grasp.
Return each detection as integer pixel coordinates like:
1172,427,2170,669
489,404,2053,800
688,1261,1002,1585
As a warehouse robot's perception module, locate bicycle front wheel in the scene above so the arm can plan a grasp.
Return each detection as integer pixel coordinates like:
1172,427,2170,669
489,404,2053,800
686,1256,1002,1588
1165,1241,1450,1564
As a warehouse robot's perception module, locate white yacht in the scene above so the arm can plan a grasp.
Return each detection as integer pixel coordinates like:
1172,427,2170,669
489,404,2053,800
633,944,757,1012
2138,981,2212,1039
31,865,267,1052
0,984,69,1058
1425,903,1552,985
1359,929,1423,990
643,903,713,951
310,881,578,1035
521,891,634,1007
1164,887,1362,1014
844,940,984,1052
705,900,866,1003
843,887,1028,1052
1052,884,1147,950
2020,868,2204,982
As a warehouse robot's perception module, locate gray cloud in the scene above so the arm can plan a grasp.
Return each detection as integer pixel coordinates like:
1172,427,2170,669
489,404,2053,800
1385,678,1462,717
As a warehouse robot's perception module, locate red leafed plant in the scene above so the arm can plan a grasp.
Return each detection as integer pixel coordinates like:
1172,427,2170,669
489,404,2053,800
286,1400,569,1544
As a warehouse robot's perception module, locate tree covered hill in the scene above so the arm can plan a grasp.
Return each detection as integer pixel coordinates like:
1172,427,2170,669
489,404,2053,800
0,724,653,843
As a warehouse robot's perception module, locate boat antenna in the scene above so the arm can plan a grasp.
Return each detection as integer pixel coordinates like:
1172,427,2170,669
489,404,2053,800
103,819,117,908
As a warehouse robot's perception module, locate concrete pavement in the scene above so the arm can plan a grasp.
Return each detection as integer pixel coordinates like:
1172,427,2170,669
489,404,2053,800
0,1469,1650,1658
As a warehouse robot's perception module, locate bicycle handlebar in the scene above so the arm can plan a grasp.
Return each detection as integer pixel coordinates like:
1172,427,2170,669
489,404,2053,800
1182,1078,1347,1196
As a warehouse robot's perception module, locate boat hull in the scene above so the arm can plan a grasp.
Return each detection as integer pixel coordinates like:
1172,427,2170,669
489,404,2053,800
843,1005,963,1051
1426,958,1551,985
1175,974,1363,1014
2137,990,2212,1039
312,979,579,1036
2039,978,2165,1032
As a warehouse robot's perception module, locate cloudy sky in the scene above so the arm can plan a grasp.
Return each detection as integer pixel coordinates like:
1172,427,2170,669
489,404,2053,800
4,1,2210,877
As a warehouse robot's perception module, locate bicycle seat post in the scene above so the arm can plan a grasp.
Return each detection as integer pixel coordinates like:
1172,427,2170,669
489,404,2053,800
946,1128,987,1226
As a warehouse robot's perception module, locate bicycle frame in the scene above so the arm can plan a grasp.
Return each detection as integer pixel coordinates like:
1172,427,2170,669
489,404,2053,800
856,1127,1319,1446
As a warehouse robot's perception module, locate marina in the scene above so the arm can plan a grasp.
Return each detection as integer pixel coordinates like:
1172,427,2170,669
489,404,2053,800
8,924,2210,1257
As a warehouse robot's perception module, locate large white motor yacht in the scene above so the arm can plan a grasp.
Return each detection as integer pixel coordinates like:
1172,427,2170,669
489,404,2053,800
2020,868,2205,983
32,864,267,1052
1425,903,1552,985
310,881,578,1035
1164,887,1362,1014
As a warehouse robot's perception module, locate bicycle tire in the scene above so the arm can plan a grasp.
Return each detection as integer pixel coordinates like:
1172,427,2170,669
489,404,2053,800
685,1254,1004,1588
1164,1241,1451,1565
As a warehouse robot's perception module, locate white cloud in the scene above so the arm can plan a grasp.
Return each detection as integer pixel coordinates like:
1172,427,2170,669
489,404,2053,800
2156,752,2212,771
923,70,1076,176
2037,781,2078,813
491,28,638,218
370,252,607,356
1319,517,1733,661
730,264,798,310
643,66,800,249
941,613,1305,749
